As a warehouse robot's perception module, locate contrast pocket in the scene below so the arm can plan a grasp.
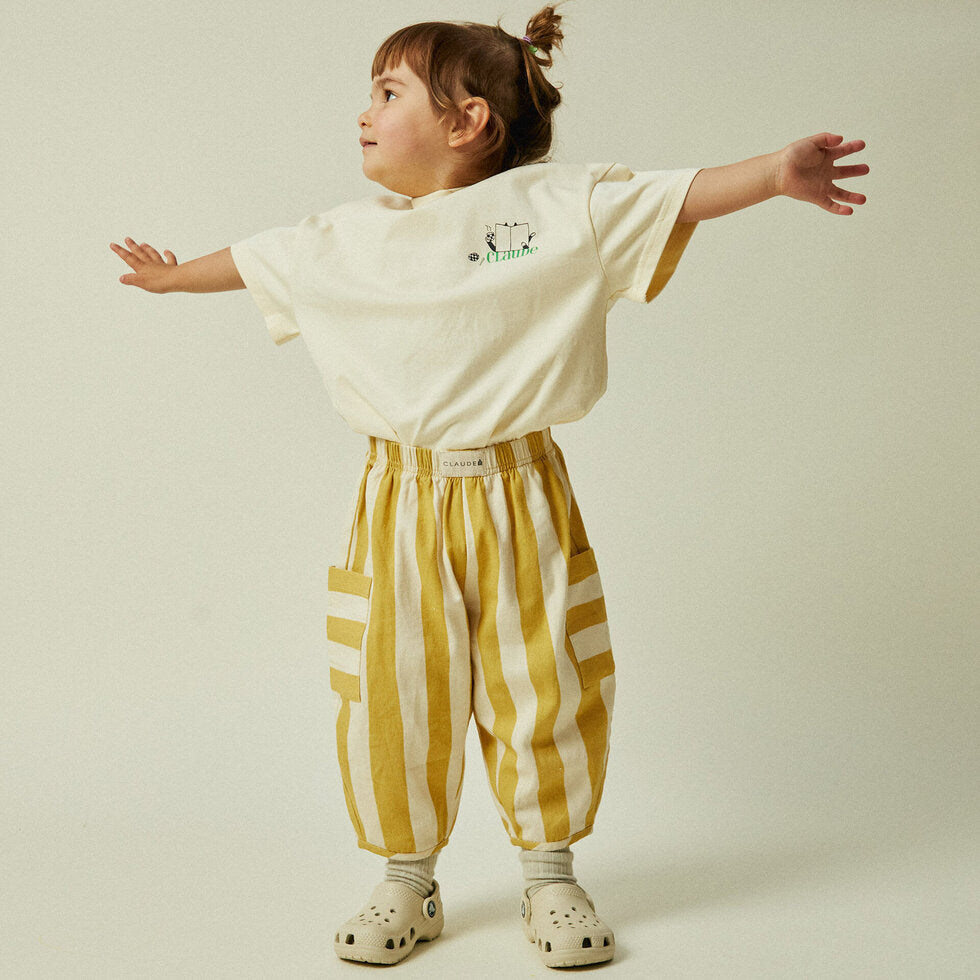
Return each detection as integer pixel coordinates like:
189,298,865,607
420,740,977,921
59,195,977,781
565,549,615,688
326,566,372,702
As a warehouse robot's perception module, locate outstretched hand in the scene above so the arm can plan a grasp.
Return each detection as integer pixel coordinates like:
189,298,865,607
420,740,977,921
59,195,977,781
110,237,179,292
775,133,869,215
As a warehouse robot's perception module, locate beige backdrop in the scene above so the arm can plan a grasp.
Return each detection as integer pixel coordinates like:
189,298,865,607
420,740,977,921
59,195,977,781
2,1,977,977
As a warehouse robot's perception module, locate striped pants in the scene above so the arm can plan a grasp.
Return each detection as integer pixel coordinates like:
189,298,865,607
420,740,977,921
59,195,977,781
326,429,615,860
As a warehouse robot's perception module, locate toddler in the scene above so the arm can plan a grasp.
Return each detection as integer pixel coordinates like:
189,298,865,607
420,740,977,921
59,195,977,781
111,3,868,968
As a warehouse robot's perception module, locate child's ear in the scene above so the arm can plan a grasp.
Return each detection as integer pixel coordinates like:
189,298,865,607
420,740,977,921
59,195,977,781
448,97,491,147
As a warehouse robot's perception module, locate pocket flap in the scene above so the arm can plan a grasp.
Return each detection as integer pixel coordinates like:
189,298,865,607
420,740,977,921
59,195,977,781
326,566,372,702
565,549,615,687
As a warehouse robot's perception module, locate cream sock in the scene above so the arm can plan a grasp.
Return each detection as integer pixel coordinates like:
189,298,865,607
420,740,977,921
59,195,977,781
519,847,577,896
384,854,438,898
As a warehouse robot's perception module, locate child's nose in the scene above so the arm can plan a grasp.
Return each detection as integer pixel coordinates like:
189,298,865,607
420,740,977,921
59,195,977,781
358,107,371,128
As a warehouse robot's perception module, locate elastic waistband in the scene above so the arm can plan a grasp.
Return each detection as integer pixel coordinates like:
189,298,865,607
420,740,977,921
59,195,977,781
367,429,554,477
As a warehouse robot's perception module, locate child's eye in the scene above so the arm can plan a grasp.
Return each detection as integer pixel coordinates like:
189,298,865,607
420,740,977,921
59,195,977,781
384,90,397,102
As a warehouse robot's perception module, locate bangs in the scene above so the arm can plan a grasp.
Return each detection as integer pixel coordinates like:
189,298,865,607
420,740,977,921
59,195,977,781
371,24,454,111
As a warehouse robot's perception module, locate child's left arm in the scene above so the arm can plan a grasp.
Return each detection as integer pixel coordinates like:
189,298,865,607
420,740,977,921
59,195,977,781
677,132,869,223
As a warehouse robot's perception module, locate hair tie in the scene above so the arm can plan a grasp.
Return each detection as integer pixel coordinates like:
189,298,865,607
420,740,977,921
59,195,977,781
521,35,539,54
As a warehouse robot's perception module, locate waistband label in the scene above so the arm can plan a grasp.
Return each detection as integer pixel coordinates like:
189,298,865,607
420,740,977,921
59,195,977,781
437,452,489,471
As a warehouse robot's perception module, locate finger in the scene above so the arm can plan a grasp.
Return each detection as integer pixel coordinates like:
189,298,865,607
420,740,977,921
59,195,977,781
809,132,844,150
110,242,141,270
828,138,866,161
834,163,870,179
140,243,164,262
830,184,867,206
822,197,854,216
163,250,177,264
124,237,151,261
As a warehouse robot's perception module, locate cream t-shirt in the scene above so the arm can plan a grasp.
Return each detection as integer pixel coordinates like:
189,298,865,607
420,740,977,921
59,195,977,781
230,161,699,449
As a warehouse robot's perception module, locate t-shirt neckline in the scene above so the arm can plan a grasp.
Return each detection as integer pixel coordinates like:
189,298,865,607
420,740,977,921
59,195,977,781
409,186,464,209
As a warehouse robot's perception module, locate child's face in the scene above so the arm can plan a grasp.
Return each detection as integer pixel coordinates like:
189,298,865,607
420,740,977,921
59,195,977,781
358,61,461,198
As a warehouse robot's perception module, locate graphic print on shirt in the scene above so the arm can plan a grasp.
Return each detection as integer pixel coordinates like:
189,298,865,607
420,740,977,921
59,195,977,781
467,218,539,265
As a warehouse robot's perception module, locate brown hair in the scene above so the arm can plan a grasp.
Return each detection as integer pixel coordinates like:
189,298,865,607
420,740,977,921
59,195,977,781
371,4,566,182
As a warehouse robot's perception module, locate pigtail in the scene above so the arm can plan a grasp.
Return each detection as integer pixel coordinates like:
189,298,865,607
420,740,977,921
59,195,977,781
518,4,565,117
522,3,565,70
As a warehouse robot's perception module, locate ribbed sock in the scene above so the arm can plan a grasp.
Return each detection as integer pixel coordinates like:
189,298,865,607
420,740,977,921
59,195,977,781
519,846,577,897
384,854,438,898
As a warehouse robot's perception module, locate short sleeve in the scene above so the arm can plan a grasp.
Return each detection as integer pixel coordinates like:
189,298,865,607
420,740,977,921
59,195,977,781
230,225,303,345
588,164,701,304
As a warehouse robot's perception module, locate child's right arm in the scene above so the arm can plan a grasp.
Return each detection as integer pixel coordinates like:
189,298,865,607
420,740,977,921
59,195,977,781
110,238,245,293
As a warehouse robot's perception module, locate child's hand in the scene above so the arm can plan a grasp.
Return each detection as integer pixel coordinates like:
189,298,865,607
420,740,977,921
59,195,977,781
774,133,869,215
110,237,179,292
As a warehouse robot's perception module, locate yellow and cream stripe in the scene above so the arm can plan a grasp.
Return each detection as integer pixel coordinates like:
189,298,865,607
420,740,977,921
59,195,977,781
325,429,615,859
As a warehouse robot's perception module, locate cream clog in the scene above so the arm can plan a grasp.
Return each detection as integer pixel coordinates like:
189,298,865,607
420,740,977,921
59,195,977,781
521,882,615,968
334,880,444,965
